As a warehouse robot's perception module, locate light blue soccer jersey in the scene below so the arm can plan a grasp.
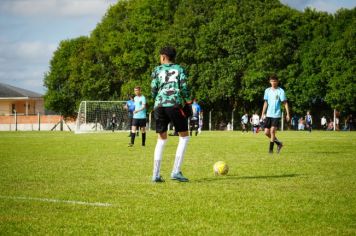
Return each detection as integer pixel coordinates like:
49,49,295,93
133,95,146,119
264,87,286,118
191,102,201,120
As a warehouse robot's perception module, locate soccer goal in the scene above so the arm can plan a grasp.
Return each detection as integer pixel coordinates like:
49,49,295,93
75,101,129,133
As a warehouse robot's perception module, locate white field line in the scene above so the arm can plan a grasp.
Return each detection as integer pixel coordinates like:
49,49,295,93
0,195,112,207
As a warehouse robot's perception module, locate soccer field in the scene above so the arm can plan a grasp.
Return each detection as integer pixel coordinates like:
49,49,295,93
0,131,355,235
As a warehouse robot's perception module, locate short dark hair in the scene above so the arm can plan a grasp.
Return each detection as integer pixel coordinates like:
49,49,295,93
269,74,278,81
160,46,176,61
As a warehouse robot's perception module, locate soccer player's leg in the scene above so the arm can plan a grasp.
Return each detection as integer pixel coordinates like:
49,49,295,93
194,120,199,136
189,119,193,136
128,117,133,137
129,120,137,147
152,108,169,182
270,118,283,153
169,107,189,182
309,122,312,132
264,118,274,153
140,119,146,146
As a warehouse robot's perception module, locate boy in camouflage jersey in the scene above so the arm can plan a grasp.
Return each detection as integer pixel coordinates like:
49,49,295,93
150,46,191,183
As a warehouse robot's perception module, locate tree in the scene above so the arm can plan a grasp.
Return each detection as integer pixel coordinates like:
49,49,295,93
43,0,356,118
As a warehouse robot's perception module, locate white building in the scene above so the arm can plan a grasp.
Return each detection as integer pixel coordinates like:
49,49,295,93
0,82,44,115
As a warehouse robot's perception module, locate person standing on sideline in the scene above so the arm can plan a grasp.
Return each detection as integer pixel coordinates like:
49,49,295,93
111,113,117,132
198,113,203,134
291,114,299,130
124,95,135,137
305,111,312,132
151,46,191,183
190,99,202,136
241,113,249,133
321,116,327,130
261,74,290,154
347,114,353,131
128,87,146,147
250,112,260,134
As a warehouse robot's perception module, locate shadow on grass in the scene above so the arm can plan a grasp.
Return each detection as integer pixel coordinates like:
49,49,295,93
286,151,341,154
194,174,299,182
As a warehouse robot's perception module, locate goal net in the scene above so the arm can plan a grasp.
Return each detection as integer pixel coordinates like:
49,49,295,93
75,101,129,133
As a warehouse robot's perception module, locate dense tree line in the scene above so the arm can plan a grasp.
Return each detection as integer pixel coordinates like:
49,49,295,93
44,0,355,119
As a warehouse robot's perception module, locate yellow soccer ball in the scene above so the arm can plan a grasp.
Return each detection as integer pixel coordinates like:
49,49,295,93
213,161,229,176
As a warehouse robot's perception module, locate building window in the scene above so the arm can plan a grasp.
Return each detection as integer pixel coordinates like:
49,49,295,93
12,104,16,114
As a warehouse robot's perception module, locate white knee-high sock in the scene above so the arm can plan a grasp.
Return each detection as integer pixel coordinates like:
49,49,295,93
153,139,167,178
173,136,190,174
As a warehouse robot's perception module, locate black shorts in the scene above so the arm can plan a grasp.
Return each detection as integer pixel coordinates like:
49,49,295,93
155,106,188,133
132,118,146,127
264,117,280,129
189,119,199,129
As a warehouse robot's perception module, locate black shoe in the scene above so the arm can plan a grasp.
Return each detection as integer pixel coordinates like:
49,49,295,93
277,143,283,154
128,143,134,147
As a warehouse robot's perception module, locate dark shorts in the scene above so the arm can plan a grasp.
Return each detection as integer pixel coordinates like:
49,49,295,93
132,118,146,128
189,119,199,129
264,117,280,129
155,106,188,133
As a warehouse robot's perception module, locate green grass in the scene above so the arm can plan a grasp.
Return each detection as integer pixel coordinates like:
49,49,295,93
0,131,355,235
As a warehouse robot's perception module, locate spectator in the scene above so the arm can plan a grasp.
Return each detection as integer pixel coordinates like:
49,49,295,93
250,112,260,134
327,120,334,131
241,113,249,133
111,113,117,132
305,111,312,132
347,114,353,131
291,114,299,130
321,116,327,130
298,117,305,130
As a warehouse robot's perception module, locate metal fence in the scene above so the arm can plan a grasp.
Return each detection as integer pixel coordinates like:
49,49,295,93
0,113,74,131
1,110,349,132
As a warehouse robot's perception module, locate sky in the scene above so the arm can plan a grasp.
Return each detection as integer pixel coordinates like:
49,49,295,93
0,0,355,94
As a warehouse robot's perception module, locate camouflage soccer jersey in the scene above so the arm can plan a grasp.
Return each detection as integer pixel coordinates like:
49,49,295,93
151,63,190,108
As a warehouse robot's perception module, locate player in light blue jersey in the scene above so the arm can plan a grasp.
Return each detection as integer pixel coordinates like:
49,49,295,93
129,86,147,147
261,75,290,154
124,95,135,137
190,99,202,136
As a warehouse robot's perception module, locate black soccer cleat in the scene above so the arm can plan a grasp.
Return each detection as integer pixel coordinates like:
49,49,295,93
277,143,283,154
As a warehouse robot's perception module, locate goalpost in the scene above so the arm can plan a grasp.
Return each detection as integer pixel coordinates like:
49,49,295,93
75,101,129,133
